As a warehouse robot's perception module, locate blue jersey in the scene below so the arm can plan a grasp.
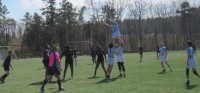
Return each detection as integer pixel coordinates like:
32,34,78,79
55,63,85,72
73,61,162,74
111,23,121,38
108,47,115,58
159,47,167,57
187,47,194,59
115,45,124,56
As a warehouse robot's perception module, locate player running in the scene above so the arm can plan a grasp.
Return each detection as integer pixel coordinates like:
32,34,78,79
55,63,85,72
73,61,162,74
158,42,173,72
185,41,200,85
0,51,13,83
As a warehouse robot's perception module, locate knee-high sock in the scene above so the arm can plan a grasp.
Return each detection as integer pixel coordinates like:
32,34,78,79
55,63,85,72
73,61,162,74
57,80,62,89
1,74,8,81
41,79,48,89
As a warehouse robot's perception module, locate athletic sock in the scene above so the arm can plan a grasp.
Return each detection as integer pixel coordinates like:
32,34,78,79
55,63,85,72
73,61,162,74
57,80,62,89
1,74,8,81
41,79,48,89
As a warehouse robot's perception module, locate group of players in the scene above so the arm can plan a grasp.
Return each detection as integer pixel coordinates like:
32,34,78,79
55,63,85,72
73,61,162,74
1,18,200,92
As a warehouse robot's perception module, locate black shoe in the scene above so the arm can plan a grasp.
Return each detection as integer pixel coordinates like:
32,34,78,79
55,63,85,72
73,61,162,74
106,74,110,79
162,69,166,72
58,87,65,91
170,69,173,72
40,88,45,93
124,74,126,77
118,74,122,77
185,80,190,85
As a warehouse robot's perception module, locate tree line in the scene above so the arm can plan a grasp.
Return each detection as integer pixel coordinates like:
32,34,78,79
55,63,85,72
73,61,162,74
0,0,200,57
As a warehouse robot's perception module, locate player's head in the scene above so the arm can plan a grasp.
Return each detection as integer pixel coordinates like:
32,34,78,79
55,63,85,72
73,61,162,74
53,44,59,51
44,44,50,49
159,42,164,47
187,41,192,47
65,44,71,49
8,51,12,55
109,43,114,48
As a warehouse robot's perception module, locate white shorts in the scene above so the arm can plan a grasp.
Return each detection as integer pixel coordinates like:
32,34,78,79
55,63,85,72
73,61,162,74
160,56,167,62
186,58,197,69
116,55,124,62
108,57,114,65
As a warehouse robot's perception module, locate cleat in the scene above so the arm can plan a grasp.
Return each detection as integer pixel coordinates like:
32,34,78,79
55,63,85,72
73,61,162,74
40,88,45,93
118,74,122,77
124,74,126,77
185,80,190,85
106,74,110,79
170,69,173,72
162,69,166,72
58,87,65,91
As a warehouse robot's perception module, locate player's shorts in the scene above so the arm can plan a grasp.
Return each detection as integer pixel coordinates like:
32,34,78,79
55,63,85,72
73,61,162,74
47,67,60,76
116,55,124,62
108,57,114,65
4,65,10,71
65,59,73,64
97,58,104,62
160,56,167,62
186,58,197,69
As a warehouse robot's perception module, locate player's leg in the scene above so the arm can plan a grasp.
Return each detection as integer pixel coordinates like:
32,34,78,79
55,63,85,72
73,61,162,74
100,61,107,75
55,71,64,91
186,68,190,85
121,62,126,77
69,60,74,78
41,73,53,92
192,68,200,78
62,61,69,81
93,61,100,77
106,64,113,79
117,62,122,77
160,62,166,72
165,62,173,72
0,71,9,82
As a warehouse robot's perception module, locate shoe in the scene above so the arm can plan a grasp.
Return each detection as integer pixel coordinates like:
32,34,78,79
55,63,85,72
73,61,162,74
40,88,45,93
106,74,110,79
170,69,173,72
185,80,190,85
162,69,166,72
62,78,65,82
118,74,122,77
124,74,126,77
58,87,65,91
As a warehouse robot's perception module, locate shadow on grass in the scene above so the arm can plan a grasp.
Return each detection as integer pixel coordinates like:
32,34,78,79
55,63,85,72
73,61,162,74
38,68,45,70
62,78,72,82
88,76,101,79
29,81,43,86
186,84,199,90
96,77,119,84
157,72,167,74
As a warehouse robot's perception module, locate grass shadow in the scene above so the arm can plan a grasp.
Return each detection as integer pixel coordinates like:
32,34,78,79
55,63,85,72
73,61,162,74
62,78,72,82
88,76,101,79
186,84,199,90
157,72,166,74
96,77,119,84
29,81,43,86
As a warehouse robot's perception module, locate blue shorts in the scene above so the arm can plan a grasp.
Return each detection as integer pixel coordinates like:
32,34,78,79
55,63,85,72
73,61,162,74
108,57,114,65
112,32,121,39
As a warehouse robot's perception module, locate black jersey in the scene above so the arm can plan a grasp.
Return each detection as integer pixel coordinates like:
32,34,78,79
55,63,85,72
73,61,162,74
43,49,49,61
3,55,11,67
61,48,74,60
95,49,105,61
139,47,143,53
156,46,160,53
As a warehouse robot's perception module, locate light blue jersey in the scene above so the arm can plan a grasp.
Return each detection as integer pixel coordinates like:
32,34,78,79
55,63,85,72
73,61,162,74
159,47,167,57
111,23,121,39
187,47,195,59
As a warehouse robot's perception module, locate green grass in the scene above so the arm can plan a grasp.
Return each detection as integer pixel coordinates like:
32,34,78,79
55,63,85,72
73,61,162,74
1,50,200,93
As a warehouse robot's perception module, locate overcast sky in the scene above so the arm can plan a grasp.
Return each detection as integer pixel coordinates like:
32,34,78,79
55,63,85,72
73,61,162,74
2,0,200,22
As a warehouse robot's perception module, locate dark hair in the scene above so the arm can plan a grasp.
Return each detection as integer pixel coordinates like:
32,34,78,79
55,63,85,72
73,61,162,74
187,41,192,47
109,43,114,48
8,51,12,54
65,44,71,49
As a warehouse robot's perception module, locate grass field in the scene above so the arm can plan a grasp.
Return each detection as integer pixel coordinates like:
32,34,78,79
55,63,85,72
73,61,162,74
0,50,200,93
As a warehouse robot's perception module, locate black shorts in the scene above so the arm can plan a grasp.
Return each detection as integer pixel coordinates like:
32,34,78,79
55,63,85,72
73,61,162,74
4,65,10,71
65,59,73,64
47,67,60,76
139,52,143,55
97,58,104,62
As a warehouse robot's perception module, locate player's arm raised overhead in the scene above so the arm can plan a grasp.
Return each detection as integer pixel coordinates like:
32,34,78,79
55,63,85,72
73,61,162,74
102,19,112,28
